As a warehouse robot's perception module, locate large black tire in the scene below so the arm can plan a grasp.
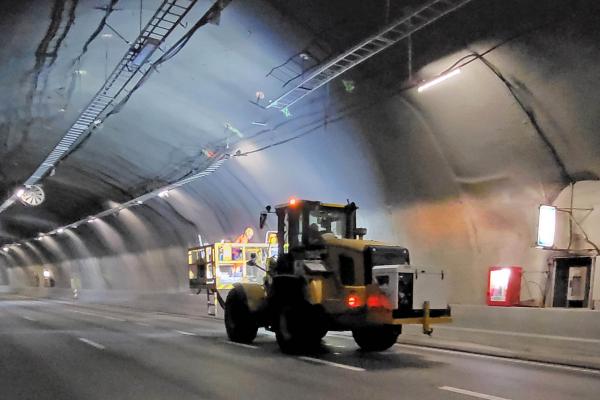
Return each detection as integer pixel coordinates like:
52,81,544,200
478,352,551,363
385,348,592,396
275,303,322,354
225,286,258,344
352,325,401,352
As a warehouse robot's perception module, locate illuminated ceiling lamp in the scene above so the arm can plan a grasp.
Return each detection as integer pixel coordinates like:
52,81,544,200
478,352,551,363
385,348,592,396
536,205,556,248
158,190,170,198
417,68,461,93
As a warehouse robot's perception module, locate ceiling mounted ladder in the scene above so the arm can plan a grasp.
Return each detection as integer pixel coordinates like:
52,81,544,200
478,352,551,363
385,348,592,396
27,0,198,186
267,0,474,111
0,0,198,215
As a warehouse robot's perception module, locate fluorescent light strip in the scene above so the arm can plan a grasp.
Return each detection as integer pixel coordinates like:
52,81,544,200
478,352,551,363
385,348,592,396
417,68,461,92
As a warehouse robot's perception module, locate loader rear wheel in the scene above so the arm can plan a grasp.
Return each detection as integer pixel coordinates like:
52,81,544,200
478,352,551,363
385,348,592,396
352,325,401,352
275,304,322,354
225,286,258,344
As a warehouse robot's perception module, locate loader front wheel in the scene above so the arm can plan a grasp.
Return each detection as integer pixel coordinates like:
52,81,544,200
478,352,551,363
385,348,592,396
225,286,258,344
352,325,401,352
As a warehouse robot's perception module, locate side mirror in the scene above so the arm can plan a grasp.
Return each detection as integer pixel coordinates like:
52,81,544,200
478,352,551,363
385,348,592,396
259,211,268,229
354,227,367,240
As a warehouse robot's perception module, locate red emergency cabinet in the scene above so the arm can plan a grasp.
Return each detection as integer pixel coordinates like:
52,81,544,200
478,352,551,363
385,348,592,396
487,266,522,306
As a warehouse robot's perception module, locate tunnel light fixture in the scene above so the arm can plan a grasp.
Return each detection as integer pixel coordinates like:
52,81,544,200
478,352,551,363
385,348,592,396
417,68,461,93
43,269,51,278
88,217,97,223
2,246,8,252
15,188,25,198
136,200,143,205
158,190,170,198
57,228,65,234
536,205,556,248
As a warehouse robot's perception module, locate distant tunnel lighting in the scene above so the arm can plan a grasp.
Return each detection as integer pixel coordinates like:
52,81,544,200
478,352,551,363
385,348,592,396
88,217,97,223
35,237,43,241
136,200,143,205
2,246,8,252
15,188,25,198
57,228,64,234
131,38,160,67
417,68,461,93
158,190,170,198
43,269,51,278
537,205,556,248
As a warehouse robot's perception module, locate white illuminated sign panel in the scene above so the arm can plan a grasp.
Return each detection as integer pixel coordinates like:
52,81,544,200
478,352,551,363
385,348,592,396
537,205,556,248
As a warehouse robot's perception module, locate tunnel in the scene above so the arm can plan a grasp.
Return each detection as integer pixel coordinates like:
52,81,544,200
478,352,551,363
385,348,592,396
1,0,600,398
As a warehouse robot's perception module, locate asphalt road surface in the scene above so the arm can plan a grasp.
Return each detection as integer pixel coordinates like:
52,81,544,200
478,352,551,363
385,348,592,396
1,295,599,400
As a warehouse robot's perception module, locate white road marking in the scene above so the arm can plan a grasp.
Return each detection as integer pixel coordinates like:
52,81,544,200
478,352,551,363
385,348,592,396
175,330,197,336
78,338,105,350
66,309,125,321
67,309,96,316
224,340,258,349
101,315,126,322
439,386,511,400
22,316,36,322
396,344,600,375
297,356,365,372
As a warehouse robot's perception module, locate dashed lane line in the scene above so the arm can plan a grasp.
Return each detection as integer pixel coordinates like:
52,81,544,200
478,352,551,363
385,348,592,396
78,338,106,350
66,309,125,322
439,386,511,400
224,340,258,349
101,315,126,322
175,330,197,336
297,356,365,372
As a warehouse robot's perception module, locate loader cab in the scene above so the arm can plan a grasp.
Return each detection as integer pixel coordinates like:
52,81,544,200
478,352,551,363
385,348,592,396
273,199,358,256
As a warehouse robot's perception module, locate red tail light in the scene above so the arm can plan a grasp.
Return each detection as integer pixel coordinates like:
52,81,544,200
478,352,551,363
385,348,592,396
347,294,361,308
367,294,392,309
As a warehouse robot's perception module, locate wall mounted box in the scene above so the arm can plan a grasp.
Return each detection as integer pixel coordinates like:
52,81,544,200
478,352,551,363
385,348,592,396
487,266,522,306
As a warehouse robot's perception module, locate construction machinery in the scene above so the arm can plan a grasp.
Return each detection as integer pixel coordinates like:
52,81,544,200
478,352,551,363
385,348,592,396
187,237,277,316
222,199,452,353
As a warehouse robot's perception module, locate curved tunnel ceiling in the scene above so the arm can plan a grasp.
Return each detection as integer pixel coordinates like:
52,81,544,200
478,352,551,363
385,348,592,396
1,0,600,302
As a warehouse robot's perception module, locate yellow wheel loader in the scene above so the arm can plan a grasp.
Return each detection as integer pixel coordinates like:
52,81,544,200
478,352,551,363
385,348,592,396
224,199,452,353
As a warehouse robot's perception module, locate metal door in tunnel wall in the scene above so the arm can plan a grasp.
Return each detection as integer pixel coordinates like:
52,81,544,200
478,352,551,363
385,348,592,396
552,257,592,308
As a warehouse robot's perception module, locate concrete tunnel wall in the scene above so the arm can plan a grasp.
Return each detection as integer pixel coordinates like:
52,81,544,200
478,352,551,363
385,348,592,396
1,0,600,306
